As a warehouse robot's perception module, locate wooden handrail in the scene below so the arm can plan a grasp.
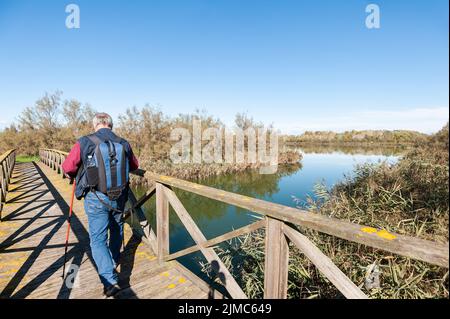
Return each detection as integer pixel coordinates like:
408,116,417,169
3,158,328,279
0,149,16,219
38,148,449,300
40,148,69,156
0,149,15,163
142,171,449,268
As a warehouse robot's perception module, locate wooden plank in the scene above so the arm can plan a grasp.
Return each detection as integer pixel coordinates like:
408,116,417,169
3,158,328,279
166,219,265,261
173,262,224,299
144,171,449,268
162,185,247,299
263,217,288,299
156,183,169,262
283,224,368,299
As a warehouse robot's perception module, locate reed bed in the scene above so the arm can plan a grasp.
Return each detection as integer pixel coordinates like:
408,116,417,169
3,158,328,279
130,150,301,186
200,124,449,299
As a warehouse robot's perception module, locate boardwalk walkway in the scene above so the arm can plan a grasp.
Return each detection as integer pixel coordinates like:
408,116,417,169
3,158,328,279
0,161,214,299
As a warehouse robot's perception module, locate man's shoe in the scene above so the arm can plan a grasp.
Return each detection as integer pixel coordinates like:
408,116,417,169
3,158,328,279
104,284,121,298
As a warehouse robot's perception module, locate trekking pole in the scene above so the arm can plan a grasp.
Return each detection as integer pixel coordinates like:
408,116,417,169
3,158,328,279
62,179,76,279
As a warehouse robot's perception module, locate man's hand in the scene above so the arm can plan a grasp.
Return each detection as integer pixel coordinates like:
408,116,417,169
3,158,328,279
65,173,74,183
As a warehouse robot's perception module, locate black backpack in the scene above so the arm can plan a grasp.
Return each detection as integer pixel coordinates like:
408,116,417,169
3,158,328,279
76,135,129,200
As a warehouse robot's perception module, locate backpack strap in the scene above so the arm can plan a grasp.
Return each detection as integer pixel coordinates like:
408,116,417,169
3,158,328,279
87,134,104,146
105,140,116,158
88,134,116,159
106,140,118,189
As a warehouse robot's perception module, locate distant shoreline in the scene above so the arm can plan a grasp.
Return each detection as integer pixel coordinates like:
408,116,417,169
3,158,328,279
283,141,418,147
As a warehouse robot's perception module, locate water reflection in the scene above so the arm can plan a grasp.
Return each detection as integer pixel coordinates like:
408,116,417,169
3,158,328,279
131,145,400,280
132,163,302,244
288,143,408,156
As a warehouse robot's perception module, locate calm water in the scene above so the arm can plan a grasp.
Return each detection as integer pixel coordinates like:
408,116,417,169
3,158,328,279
132,145,401,280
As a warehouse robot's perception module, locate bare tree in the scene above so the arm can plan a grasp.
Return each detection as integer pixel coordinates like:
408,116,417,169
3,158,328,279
18,91,62,149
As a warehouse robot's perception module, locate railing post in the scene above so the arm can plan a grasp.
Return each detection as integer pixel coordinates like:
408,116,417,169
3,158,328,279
156,182,169,262
264,217,289,299
57,153,61,176
55,153,59,174
6,156,11,184
5,157,10,184
10,151,15,178
1,162,7,193
51,152,55,169
8,152,14,179
0,163,4,219
60,155,66,179
0,150,16,220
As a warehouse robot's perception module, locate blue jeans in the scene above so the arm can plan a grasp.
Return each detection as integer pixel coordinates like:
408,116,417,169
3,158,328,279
84,191,126,287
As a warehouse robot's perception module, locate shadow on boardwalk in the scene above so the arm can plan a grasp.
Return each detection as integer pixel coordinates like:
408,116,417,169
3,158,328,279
0,162,138,299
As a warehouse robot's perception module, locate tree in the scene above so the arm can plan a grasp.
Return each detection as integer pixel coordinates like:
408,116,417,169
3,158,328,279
18,91,63,149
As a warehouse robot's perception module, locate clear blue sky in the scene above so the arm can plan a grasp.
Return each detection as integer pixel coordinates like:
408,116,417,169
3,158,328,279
0,0,448,133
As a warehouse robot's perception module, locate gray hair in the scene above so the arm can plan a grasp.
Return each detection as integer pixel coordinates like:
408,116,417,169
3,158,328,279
93,112,113,129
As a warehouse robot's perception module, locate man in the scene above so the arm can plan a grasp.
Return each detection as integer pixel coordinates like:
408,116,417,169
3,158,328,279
62,112,139,297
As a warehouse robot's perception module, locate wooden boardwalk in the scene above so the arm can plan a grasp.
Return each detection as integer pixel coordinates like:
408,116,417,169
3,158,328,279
0,161,216,299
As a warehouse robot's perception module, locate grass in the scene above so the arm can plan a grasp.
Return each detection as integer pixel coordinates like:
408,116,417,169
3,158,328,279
15,155,39,163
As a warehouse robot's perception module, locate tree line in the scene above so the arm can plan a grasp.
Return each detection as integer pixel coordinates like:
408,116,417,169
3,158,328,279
0,91,95,155
284,129,431,145
0,91,267,156
0,91,300,180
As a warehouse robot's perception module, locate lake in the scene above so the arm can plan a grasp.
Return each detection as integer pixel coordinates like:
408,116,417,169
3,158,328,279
131,145,402,282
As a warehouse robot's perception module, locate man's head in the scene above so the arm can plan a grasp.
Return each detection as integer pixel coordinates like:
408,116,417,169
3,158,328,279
93,112,113,132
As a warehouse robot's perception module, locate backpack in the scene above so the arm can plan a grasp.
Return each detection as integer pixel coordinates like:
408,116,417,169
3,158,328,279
81,135,130,200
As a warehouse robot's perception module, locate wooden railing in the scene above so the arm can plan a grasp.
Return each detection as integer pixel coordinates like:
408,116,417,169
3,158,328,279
0,149,16,219
39,148,449,299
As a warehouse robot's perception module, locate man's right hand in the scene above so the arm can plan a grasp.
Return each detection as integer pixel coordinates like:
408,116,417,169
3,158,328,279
65,173,74,183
